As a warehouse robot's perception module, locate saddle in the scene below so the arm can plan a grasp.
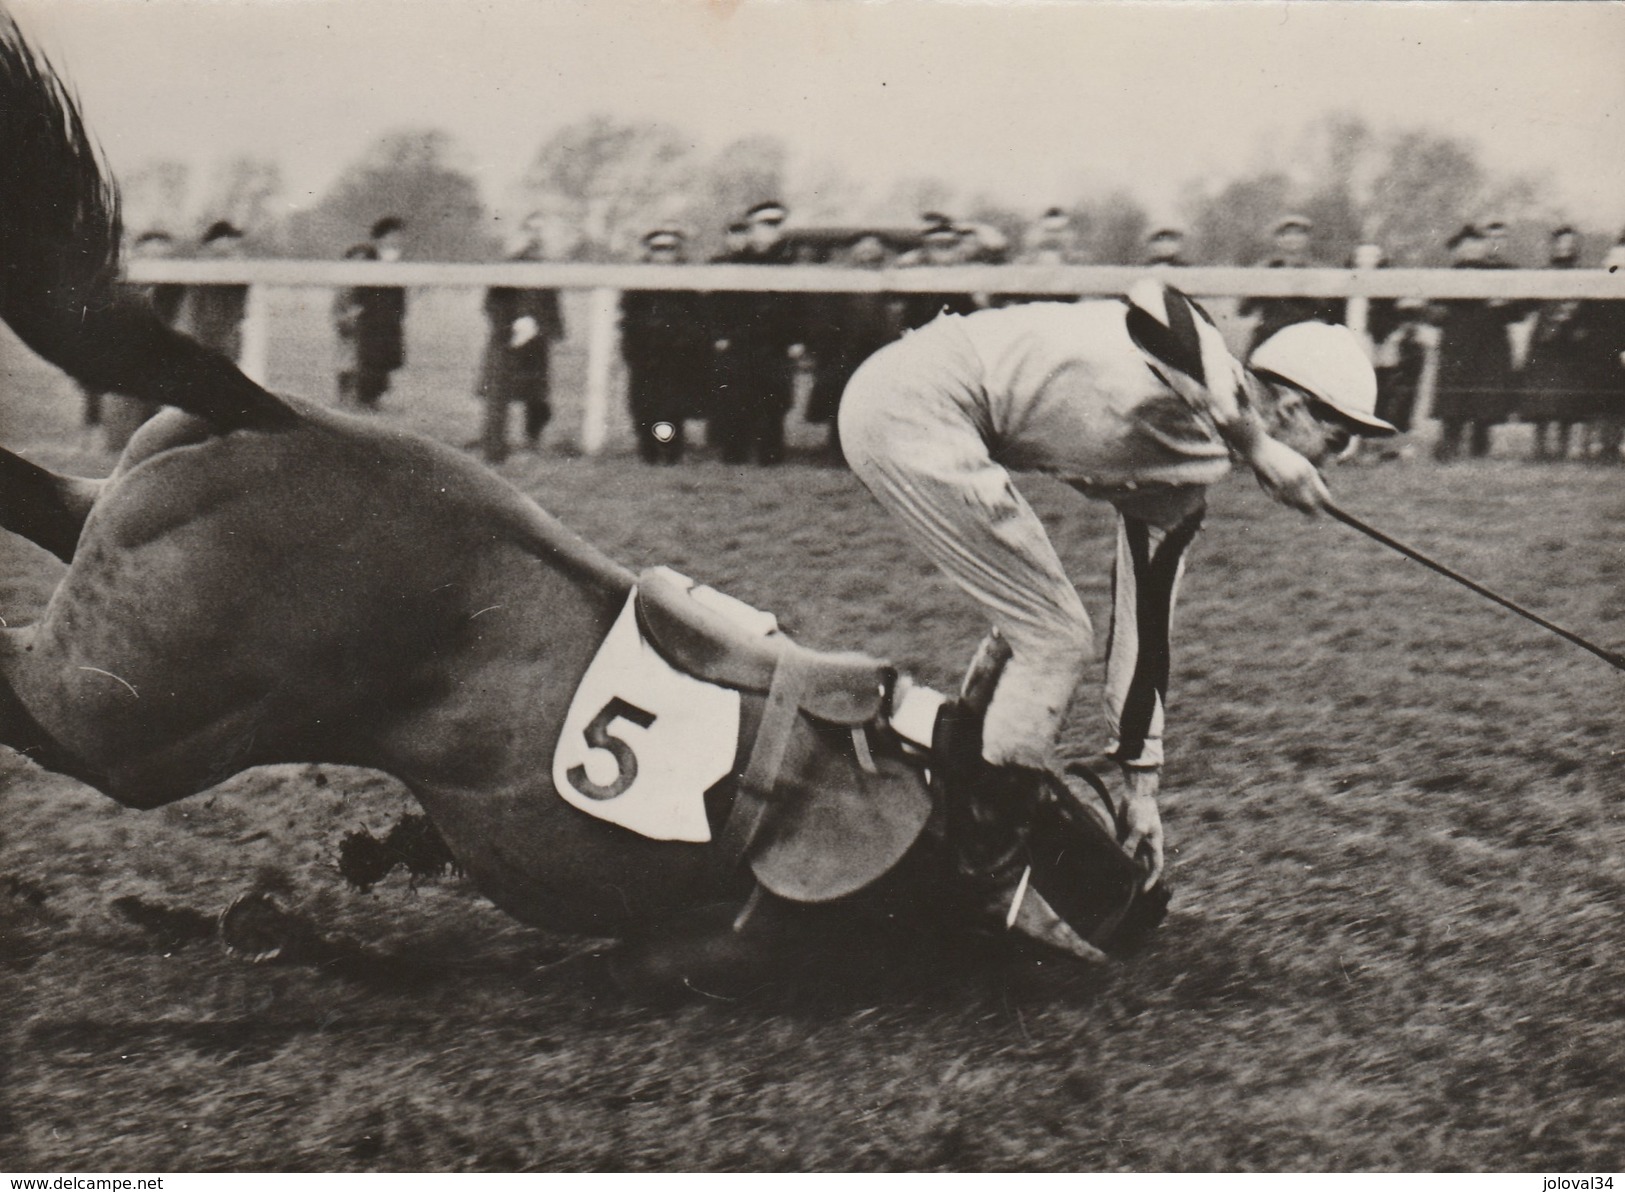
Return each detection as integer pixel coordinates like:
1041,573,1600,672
634,568,932,903
635,571,891,725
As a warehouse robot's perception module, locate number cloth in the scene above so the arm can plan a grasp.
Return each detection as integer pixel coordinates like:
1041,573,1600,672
552,590,743,842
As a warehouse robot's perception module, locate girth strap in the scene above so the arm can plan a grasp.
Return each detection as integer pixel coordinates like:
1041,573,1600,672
720,643,812,863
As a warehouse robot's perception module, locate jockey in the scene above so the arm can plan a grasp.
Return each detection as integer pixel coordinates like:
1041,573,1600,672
839,283,1393,897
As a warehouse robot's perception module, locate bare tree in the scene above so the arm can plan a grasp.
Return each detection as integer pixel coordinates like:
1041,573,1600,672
1079,190,1151,265
1179,113,1551,267
1362,130,1493,265
1182,172,1295,266
521,116,698,259
698,135,786,215
785,157,866,228
285,128,493,260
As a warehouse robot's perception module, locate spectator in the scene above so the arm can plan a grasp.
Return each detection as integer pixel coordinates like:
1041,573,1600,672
1428,224,1528,461
1482,219,1515,267
333,216,408,409
1144,226,1189,267
958,219,1010,309
1024,208,1081,264
1522,226,1584,460
476,214,565,463
703,224,745,450
99,229,186,452
128,229,187,327
960,220,1012,265
1347,245,1417,460
708,201,801,465
998,207,1083,306
178,220,249,362
1597,235,1625,463
1522,227,1620,462
896,214,980,330
804,233,902,456
1548,224,1582,268
1238,215,1343,356
623,228,710,465
1478,218,1539,427
331,243,373,408
1367,298,1429,459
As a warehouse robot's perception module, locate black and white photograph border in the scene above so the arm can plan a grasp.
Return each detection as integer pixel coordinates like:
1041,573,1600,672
0,0,1622,1176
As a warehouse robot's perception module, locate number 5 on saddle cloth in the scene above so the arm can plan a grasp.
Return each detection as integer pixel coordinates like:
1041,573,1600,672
552,566,931,903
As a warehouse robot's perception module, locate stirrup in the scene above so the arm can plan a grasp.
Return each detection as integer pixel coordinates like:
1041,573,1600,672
946,761,1046,890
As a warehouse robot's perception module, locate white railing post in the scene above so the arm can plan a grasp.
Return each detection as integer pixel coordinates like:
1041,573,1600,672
581,285,620,456
1414,326,1442,426
239,284,271,386
1346,243,1382,352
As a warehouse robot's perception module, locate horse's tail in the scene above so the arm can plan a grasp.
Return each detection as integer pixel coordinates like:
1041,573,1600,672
0,15,295,432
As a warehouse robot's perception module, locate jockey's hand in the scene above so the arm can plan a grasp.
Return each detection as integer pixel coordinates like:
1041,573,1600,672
1249,436,1331,516
1119,766,1164,890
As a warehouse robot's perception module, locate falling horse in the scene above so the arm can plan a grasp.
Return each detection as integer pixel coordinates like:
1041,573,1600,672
0,18,1163,984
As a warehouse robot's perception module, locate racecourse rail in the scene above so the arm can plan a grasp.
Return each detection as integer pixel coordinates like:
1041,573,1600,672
125,260,1625,455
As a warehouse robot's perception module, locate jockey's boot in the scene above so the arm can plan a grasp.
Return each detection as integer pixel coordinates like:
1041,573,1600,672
930,698,1044,908
952,761,1047,899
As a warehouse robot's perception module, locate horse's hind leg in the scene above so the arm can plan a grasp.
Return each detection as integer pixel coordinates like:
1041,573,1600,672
0,445,104,562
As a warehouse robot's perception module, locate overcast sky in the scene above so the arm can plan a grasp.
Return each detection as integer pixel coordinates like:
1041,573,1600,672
13,0,1625,231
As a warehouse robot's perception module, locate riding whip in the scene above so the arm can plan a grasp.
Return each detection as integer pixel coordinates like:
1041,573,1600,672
1326,502,1625,672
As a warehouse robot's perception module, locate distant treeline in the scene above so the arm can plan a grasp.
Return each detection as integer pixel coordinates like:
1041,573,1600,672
122,111,1605,267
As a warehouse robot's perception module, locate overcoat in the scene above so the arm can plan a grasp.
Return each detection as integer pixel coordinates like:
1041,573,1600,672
1429,261,1530,423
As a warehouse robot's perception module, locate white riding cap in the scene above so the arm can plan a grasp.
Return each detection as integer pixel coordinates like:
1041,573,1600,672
1250,322,1396,435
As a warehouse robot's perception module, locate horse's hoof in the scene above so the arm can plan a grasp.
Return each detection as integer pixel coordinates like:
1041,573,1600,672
218,890,308,963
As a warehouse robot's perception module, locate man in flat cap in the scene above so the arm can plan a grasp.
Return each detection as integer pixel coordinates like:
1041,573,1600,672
333,216,409,409
1022,208,1083,267
1145,227,1189,267
1238,215,1344,356
839,280,1394,904
959,219,1012,267
178,220,250,363
897,214,981,331
623,228,711,464
128,230,187,328
1427,224,1529,460
707,201,803,464
476,212,565,463
994,207,1084,307
1522,226,1618,462
1482,219,1515,268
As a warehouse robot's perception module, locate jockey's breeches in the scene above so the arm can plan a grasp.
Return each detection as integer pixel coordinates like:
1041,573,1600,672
839,318,1203,770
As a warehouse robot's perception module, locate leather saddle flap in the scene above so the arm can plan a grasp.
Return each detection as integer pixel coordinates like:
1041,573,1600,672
747,716,933,903
634,568,930,901
635,567,892,725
